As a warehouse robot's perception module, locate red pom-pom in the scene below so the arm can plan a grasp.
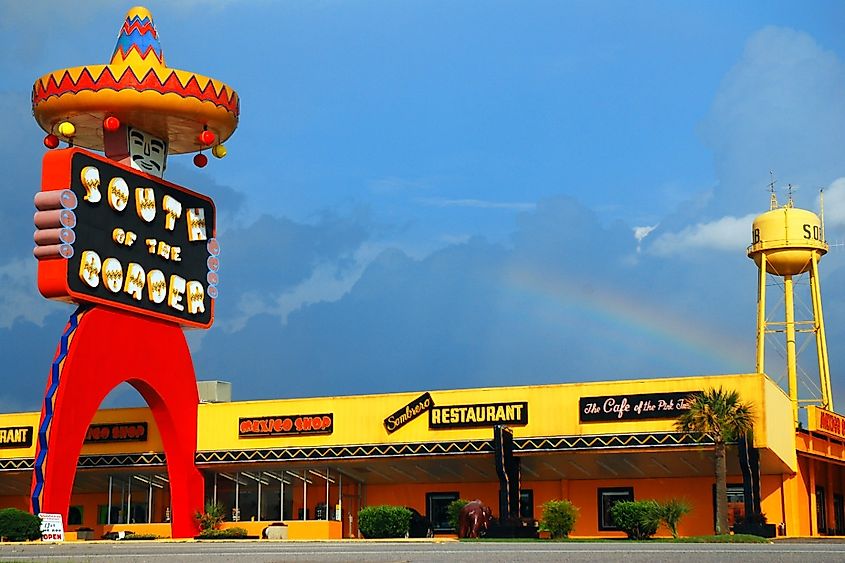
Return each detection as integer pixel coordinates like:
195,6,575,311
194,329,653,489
198,130,216,145
193,153,208,168
103,116,121,132
44,134,60,149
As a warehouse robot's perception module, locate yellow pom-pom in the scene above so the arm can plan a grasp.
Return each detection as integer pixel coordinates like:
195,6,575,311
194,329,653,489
57,121,76,138
212,144,227,159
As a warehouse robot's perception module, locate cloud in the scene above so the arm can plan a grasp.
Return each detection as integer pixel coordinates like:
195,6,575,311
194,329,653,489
649,214,756,256
633,224,657,253
193,196,753,400
417,197,536,211
699,26,845,217
820,177,845,230
0,310,76,413
0,258,68,328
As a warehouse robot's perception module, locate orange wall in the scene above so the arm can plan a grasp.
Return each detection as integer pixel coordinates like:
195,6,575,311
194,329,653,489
567,476,719,537
365,475,748,537
0,494,28,511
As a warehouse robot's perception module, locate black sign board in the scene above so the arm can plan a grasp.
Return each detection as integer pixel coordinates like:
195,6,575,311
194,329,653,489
239,414,333,437
85,422,148,443
429,401,528,429
384,392,433,433
579,391,697,422
63,150,216,327
0,426,33,449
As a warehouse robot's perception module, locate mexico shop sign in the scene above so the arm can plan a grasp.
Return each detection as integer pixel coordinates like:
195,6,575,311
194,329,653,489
239,414,333,437
429,401,528,429
84,422,148,443
808,406,845,440
580,391,696,422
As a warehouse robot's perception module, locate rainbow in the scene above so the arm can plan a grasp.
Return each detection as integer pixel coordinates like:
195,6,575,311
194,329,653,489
504,265,751,374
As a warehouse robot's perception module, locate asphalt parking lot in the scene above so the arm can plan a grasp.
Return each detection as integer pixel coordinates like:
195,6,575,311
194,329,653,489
2,540,845,563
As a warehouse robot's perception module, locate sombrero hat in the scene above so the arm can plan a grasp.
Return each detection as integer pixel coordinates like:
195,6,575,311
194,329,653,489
32,6,238,155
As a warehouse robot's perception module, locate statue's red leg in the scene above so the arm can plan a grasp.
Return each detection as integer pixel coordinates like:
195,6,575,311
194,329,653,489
31,306,203,538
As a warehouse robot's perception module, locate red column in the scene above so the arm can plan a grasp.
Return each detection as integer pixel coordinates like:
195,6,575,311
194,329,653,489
31,306,204,538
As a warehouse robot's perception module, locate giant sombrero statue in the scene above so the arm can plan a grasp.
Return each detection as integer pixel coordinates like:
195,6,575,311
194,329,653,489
32,5,238,167
27,6,237,538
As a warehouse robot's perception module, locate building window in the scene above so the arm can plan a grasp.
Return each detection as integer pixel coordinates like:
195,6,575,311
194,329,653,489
426,492,459,533
713,484,746,531
598,487,634,531
520,489,534,520
67,506,83,526
817,486,827,534
98,505,121,525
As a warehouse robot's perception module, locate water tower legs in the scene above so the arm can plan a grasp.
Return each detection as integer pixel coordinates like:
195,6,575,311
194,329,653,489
784,275,799,422
756,254,767,374
810,254,833,411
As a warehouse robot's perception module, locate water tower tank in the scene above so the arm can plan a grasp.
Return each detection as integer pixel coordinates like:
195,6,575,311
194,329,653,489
747,206,827,276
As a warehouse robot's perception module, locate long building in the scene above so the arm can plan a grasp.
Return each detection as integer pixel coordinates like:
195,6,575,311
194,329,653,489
1,372,843,539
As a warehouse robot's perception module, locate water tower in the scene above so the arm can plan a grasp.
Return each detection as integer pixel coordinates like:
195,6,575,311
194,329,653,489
747,191,832,423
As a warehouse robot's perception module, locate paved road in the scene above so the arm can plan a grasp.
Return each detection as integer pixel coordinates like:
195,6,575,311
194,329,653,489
2,540,844,562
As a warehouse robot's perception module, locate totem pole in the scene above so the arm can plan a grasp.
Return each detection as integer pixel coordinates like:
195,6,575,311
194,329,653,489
29,7,238,537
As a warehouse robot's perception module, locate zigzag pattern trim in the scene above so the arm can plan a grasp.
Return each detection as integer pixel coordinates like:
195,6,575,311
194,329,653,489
32,66,238,114
31,307,87,513
515,432,715,452
77,453,166,468
111,42,164,65
121,16,157,38
113,29,163,63
195,432,713,465
0,459,34,471
2,453,165,472
197,440,494,464
6,433,714,474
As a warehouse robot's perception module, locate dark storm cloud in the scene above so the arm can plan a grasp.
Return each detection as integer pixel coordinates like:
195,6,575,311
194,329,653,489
194,196,755,402
0,309,74,412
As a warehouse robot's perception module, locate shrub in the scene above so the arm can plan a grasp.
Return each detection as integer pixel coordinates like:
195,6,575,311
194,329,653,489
195,502,225,532
659,498,691,538
609,500,661,540
0,508,41,542
447,499,469,530
197,526,248,539
540,499,579,538
122,533,161,540
358,506,412,538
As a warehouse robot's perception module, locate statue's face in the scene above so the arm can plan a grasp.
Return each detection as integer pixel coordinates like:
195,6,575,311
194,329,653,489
128,127,167,177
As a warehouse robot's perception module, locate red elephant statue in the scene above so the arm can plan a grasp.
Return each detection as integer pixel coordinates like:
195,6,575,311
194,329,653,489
458,500,494,538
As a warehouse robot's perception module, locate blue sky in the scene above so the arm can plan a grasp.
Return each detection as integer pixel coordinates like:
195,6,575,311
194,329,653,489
1,1,845,412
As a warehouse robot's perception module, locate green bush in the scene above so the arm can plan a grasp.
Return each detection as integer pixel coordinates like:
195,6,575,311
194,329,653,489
358,506,412,538
447,499,470,530
122,533,161,540
659,498,691,538
609,500,661,540
540,499,579,538
197,527,248,539
0,508,42,542
195,502,225,532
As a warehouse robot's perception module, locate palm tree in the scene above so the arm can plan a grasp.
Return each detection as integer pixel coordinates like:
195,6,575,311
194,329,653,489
675,387,754,535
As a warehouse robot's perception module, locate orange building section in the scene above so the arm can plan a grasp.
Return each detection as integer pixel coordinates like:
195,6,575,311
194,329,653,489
2,372,845,539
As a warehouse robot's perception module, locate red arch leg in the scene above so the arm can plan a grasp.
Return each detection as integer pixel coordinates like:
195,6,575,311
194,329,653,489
31,306,203,538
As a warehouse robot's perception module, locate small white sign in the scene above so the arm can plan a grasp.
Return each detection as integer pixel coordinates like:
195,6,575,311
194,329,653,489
38,512,64,542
